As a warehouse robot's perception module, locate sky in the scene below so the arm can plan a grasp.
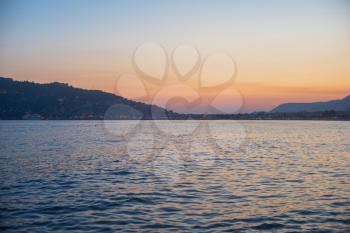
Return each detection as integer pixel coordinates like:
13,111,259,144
1,0,350,113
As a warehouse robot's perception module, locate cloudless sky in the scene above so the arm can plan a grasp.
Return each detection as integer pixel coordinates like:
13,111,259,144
1,0,350,112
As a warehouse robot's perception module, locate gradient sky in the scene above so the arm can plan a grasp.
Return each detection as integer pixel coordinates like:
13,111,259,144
1,0,350,112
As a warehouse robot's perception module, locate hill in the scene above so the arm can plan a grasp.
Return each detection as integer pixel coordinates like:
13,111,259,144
0,77,175,120
1,77,349,120
271,95,350,113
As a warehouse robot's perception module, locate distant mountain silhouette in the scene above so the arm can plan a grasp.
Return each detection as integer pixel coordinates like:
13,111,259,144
0,77,176,120
271,95,350,113
1,77,349,120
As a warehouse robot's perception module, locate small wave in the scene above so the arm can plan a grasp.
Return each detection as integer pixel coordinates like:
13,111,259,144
126,196,155,205
252,222,285,230
331,201,350,207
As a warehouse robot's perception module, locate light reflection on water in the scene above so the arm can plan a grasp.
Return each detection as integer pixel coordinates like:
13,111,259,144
0,120,349,232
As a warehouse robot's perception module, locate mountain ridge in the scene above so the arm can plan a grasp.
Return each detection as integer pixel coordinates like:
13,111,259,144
0,77,176,120
271,95,350,113
1,77,349,120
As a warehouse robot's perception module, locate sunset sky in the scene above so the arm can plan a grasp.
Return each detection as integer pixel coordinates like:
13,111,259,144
1,0,350,112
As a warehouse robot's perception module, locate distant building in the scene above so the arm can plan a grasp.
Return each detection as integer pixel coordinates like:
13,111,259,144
22,113,44,120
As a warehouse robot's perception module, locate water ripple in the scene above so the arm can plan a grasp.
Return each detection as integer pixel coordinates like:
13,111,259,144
0,120,350,232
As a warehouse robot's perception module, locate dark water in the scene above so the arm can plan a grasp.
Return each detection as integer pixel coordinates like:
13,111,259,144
0,120,349,232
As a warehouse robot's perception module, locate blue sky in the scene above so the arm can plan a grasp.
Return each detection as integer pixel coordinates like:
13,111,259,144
1,0,349,111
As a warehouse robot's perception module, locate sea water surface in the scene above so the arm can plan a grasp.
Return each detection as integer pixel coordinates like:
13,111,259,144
0,120,349,232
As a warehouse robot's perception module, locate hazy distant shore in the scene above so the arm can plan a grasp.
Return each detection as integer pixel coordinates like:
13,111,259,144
1,77,350,121
1,112,350,121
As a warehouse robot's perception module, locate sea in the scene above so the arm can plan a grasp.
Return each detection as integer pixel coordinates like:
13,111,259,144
0,120,349,232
